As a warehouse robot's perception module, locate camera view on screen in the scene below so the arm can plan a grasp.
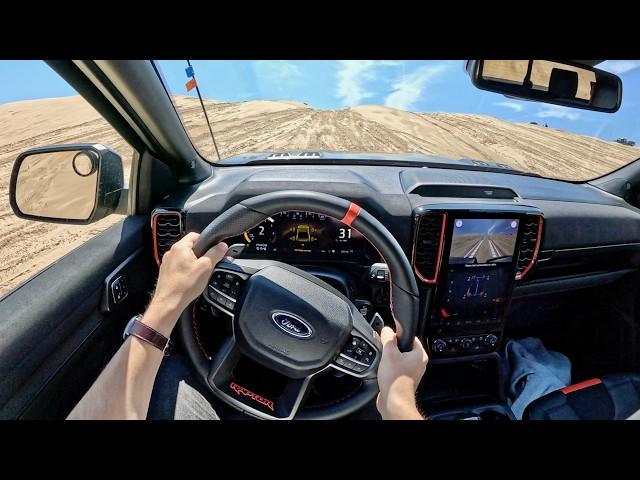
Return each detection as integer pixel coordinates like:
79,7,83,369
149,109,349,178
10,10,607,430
449,218,519,264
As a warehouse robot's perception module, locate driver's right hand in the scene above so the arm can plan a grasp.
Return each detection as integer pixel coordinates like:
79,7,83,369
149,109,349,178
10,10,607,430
376,326,428,420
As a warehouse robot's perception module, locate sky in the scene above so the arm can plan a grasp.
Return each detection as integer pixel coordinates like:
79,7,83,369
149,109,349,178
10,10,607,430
2,60,640,142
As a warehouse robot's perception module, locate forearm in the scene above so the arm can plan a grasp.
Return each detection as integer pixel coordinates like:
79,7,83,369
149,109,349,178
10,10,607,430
67,299,180,420
378,376,425,420
381,398,424,420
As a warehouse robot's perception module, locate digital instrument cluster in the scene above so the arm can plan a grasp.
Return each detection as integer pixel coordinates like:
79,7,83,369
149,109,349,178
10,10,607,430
225,211,376,264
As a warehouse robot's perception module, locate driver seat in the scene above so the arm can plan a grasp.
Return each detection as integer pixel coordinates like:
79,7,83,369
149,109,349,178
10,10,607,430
523,373,640,420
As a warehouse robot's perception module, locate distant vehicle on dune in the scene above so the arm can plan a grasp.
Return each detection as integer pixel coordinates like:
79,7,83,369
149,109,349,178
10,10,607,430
616,137,636,146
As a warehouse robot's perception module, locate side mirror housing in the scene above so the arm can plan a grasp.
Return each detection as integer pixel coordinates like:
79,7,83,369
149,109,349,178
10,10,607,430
9,143,125,225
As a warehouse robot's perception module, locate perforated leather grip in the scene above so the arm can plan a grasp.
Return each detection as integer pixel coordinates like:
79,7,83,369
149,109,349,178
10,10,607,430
192,190,419,352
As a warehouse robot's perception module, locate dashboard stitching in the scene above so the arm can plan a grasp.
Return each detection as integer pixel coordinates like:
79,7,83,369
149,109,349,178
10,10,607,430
191,302,212,361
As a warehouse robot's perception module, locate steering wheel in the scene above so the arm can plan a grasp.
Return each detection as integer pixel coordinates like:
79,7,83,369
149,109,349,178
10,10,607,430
179,191,419,419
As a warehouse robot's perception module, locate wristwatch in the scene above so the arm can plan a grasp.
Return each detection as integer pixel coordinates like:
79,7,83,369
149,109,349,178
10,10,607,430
123,314,173,356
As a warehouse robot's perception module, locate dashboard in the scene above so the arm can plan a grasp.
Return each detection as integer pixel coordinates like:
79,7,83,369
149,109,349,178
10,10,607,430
152,161,640,359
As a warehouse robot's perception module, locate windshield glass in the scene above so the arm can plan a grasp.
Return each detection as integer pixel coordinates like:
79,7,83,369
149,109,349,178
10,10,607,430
156,60,640,181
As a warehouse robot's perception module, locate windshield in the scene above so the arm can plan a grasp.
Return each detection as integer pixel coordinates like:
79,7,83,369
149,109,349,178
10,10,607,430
156,60,640,181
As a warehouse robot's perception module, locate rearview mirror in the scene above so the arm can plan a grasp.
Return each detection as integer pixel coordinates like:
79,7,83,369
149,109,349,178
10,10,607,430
466,60,622,113
9,144,125,224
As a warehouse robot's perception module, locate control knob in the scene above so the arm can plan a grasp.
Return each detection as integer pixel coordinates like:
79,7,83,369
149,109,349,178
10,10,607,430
485,334,499,348
460,338,473,350
432,339,447,353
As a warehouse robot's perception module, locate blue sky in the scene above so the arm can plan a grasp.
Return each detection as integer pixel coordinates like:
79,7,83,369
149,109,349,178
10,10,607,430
2,60,640,142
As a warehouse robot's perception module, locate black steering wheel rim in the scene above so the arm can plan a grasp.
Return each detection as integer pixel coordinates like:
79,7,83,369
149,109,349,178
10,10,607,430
180,190,419,419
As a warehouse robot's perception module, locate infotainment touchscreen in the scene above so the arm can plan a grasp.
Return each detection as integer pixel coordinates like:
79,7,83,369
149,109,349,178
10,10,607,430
441,218,519,321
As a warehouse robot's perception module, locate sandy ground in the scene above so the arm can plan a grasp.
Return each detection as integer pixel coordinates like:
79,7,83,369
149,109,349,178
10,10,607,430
1,95,638,297
176,97,639,180
0,97,132,297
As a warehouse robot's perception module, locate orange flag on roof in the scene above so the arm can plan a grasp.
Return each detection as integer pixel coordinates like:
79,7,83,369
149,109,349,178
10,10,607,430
186,77,197,92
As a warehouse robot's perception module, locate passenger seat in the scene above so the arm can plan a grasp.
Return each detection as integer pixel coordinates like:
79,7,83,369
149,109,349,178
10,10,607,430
523,373,640,420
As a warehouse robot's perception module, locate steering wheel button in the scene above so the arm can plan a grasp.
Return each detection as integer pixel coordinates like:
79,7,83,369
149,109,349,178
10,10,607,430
343,348,356,358
335,356,347,366
352,363,366,373
341,359,356,370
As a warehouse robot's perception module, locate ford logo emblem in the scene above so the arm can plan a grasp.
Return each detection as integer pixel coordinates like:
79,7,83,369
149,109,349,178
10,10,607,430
271,312,313,338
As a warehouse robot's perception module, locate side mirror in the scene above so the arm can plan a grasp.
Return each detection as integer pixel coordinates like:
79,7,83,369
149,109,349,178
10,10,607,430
466,60,622,113
9,144,125,225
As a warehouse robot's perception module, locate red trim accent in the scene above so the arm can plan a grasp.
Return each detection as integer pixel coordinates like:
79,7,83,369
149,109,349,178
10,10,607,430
516,216,544,280
229,382,275,411
412,213,447,284
152,214,161,266
340,202,361,226
560,378,602,394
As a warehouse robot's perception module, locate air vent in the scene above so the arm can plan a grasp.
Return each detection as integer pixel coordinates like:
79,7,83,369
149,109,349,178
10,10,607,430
410,185,518,199
515,216,543,280
412,213,447,283
152,210,183,266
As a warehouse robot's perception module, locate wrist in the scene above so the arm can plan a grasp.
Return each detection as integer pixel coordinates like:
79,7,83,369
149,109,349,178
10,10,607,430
151,289,188,314
142,295,184,338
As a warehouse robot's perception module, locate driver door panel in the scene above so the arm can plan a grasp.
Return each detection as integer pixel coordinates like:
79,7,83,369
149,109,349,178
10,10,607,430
0,215,153,419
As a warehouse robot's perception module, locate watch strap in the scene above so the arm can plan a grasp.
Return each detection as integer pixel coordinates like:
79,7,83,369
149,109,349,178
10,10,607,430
124,315,173,356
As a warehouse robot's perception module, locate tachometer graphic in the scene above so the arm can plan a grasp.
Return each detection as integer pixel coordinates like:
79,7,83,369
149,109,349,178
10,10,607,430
242,218,277,247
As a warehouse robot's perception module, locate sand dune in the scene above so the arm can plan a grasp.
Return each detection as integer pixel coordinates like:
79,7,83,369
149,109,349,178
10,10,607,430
1,95,638,296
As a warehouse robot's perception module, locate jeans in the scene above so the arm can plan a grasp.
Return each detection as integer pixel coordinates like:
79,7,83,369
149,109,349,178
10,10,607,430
147,354,220,420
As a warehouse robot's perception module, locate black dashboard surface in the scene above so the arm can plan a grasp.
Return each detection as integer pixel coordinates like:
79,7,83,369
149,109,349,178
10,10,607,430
158,164,640,281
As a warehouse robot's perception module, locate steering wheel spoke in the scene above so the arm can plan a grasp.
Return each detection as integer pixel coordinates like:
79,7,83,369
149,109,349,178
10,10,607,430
203,261,253,316
206,336,316,419
330,312,382,378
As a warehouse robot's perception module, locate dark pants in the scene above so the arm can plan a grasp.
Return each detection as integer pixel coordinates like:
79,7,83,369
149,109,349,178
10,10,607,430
147,354,221,420
147,354,381,420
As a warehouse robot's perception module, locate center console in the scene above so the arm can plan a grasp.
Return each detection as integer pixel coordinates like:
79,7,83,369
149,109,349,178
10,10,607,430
412,204,543,359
